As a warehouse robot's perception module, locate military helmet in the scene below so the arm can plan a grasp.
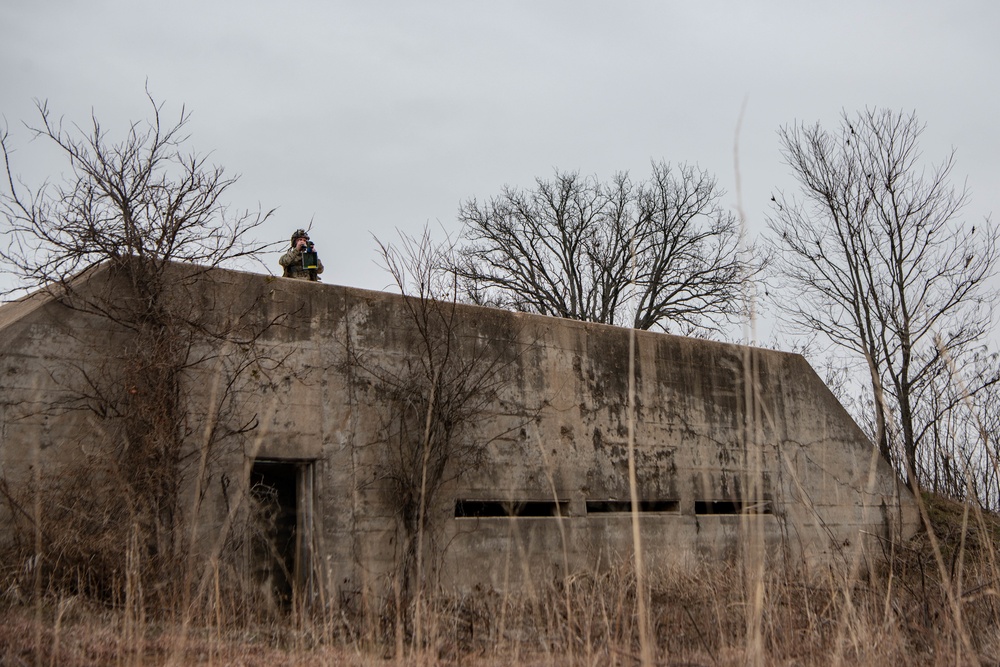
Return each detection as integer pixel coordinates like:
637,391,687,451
290,228,309,245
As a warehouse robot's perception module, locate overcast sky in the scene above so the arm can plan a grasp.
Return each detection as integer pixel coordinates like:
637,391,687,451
2,1,998,344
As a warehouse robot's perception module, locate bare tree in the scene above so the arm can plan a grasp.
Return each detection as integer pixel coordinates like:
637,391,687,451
452,162,755,334
968,358,1000,509
1,95,272,297
350,226,526,645
912,348,1000,509
767,108,999,488
0,94,282,609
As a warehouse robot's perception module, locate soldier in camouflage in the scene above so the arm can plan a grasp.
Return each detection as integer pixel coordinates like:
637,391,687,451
279,228,324,281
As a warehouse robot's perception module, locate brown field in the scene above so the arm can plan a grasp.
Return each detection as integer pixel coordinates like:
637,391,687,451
2,492,998,667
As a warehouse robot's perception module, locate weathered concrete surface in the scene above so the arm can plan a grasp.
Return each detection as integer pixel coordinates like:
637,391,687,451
0,264,919,597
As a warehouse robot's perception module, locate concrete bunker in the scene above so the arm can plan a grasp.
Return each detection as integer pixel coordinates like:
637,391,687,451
0,264,921,601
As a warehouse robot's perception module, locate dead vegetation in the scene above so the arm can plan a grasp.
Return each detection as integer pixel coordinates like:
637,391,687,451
1,491,999,666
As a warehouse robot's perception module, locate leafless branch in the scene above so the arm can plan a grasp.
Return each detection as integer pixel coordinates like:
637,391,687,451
766,108,999,488
452,162,760,335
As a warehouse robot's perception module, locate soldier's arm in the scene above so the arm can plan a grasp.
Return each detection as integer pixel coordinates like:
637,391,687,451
278,248,301,268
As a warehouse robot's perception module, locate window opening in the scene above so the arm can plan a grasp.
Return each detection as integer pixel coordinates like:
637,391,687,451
695,499,771,515
586,500,679,514
455,499,568,518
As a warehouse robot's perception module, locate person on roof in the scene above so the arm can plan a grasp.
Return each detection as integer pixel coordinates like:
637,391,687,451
279,229,324,281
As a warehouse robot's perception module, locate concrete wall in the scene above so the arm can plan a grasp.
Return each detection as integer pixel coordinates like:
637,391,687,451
0,265,919,599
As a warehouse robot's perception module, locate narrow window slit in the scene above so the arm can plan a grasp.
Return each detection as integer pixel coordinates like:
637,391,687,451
455,499,568,518
695,500,772,515
586,500,679,514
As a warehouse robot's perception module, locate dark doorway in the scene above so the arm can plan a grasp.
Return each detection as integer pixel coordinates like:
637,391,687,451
249,459,317,610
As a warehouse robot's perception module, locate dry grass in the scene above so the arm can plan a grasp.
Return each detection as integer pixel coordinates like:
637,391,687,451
3,491,1000,666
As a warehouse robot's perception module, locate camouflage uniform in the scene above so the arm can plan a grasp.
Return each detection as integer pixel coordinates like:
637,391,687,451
279,229,324,281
